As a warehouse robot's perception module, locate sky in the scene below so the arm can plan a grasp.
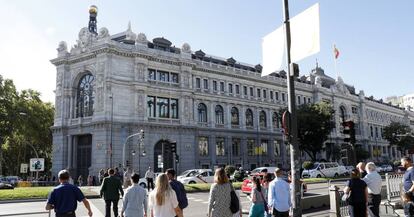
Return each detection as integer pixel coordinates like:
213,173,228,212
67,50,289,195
0,0,413,103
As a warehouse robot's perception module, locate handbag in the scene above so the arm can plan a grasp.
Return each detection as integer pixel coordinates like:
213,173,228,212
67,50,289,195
341,191,351,202
230,183,240,213
259,190,269,214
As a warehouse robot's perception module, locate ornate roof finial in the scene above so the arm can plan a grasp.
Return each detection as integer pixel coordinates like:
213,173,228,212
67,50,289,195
128,21,132,31
316,58,319,68
88,5,98,35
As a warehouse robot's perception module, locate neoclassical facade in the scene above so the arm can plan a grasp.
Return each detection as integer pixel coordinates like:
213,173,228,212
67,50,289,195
51,24,414,179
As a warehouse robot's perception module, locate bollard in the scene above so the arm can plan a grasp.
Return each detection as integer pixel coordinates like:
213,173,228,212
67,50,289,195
329,185,340,217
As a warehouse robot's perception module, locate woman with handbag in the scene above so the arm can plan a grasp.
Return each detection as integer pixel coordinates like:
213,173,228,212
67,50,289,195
262,174,272,217
248,177,266,217
343,169,368,217
208,168,234,217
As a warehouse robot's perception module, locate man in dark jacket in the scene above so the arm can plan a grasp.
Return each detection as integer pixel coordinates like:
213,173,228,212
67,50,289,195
166,168,188,217
100,168,124,217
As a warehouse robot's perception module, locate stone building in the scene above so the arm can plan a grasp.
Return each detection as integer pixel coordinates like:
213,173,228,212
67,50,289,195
50,24,414,179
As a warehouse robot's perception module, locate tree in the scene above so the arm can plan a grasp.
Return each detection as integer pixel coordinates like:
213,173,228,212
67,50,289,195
355,147,369,162
278,102,335,161
383,122,414,153
296,102,335,161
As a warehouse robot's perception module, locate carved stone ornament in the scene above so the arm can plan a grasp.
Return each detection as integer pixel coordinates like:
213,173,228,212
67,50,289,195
315,76,322,87
181,43,191,53
136,33,147,44
57,41,68,52
332,76,349,95
73,27,97,52
98,27,110,39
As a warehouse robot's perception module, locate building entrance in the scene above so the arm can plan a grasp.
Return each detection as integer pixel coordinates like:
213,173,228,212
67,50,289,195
76,134,92,185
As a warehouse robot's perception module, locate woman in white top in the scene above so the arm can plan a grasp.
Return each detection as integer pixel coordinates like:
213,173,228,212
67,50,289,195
121,173,148,217
149,173,183,217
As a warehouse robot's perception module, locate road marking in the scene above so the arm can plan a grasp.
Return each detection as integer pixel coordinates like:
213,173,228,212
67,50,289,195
194,199,204,202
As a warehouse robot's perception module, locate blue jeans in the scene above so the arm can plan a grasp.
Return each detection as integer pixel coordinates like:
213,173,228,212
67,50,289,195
404,202,414,217
249,203,265,217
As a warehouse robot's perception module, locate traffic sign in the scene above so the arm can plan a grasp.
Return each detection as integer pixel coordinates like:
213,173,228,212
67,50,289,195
30,158,45,172
20,163,28,173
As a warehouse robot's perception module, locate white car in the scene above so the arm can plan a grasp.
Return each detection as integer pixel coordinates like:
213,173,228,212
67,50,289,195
137,173,162,188
179,169,214,184
301,162,343,178
377,164,393,173
177,169,206,180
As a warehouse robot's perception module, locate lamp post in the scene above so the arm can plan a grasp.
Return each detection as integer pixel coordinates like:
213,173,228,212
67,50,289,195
109,94,114,168
18,112,40,180
137,131,146,176
122,129,145,169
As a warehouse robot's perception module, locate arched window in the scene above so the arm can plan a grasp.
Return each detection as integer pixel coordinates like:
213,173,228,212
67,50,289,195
215,105,224,125
231,107,239,125
260,110,267,128
198,103,207,123
272,112,279,128
76,74,94,118
246,109,253,127
340,106,346,123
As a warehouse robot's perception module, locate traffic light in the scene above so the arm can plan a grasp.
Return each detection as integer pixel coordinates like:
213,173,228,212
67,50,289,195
126,160,131,167
140,129,144,139
342,121,356,145
175,154,179,163
171,142,177,153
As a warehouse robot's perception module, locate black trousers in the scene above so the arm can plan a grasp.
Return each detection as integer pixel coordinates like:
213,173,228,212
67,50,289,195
404,202,414,217
349,203,367,217
273,208,289,217
146,178,154,190
367,194,381,217
105,199,119,217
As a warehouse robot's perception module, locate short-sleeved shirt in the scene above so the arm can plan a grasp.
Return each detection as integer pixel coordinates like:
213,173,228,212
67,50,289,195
47,183,85,214
169,180,188,209
403,167,414,192
251,187,265,204
347,178,367,205
149,189,179,217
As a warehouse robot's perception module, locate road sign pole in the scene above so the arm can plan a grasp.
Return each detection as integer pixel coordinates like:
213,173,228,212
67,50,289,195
282,0,302,216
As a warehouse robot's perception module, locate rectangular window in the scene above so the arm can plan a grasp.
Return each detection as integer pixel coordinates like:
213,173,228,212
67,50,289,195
352,107,358,114
308,98,311,103
147,96,156,117
247,139,255,156
235,85,240,94
157,97,169,118
260,140,268,155
148,69,156,80
270,91,274,100
282,93,285,101
297,96,301,104
199,137,209,156
203,79,208,89
220,82,225,92
196,78,201,89
158,70,169,82
250,87,254,97
232,138,241,156
257,89,261,98
243,86,247,95
263,90,267,99
228,83,233,94
216,137,225,156
274,140,281,156
303,96,306,104
170,98,178,119
213,81,217,91
171,73,179,83
276,92,279,100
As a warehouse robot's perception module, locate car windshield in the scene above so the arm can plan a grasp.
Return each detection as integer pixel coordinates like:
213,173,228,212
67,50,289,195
180,170,193,176
310,164,320,170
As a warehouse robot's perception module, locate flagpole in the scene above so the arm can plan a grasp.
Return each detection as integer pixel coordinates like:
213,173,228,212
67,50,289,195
282,0,302,216
334,44,339,79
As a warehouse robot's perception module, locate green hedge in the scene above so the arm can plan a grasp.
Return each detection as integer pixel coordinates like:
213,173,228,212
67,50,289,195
0,186,98,201
184,182,242,193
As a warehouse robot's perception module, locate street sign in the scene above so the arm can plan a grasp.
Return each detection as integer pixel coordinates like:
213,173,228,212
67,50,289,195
20,163,28,173
30,158,45,172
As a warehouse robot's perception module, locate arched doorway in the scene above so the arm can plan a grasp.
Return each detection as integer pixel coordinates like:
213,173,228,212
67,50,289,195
153,140,174,172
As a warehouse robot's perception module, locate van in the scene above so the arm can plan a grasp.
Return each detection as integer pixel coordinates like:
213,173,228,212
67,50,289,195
301,162,344,178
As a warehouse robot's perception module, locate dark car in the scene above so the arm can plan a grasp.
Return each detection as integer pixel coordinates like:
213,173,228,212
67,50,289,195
0,183,14,190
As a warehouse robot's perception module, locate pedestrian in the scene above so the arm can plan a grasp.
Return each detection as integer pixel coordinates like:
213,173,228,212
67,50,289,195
344,169,368,217
148,173,183,217
78,175,83,187
401,157,414,216
100,168,124,217
145,166,156,191
249,177,265,217
356,162,367,178
262,174,272,217
45,169,93,217
166,168,188,217
124,168,132,188
99,169,105,184
362,162,382,217
207,167,234,217
268,168,291,217
87,175,93,186
120,173,148,217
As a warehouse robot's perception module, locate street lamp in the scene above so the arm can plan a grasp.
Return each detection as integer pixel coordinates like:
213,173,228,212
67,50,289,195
109,94,114,168
122,129,145,169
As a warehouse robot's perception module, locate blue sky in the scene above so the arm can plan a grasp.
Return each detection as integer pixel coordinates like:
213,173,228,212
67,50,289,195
0,0,413,103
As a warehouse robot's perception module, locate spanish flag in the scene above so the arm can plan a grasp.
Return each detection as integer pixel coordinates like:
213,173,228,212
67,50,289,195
334,45,340,59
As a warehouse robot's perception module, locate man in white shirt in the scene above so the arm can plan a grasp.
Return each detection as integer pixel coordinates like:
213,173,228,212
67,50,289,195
363,162,382,217
268,168,291,217
145,167,155,191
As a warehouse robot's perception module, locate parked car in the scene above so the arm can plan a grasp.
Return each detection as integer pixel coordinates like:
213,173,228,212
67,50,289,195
377,164,393,173
301,162,344,178
137,173,162,188
179,169,214,184
6,176,20,186
0,183,14,190
177,169,207,180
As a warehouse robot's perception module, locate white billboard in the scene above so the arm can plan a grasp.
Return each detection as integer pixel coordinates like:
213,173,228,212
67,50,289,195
30,158,45,172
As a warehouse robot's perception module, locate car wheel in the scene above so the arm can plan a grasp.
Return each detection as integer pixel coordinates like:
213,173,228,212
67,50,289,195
316,174,321,178
334,173,339,178
189,181,196,184
139,183,146,188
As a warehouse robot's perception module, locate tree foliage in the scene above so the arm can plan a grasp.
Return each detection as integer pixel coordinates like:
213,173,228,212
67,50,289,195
0,75,54,176
383,122,414,153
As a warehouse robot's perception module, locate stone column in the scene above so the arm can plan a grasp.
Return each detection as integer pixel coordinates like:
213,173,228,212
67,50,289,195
67,135,73,170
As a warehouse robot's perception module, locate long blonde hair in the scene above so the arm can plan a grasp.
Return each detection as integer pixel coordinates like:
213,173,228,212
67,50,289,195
214,168,229,184
155,173,171,205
